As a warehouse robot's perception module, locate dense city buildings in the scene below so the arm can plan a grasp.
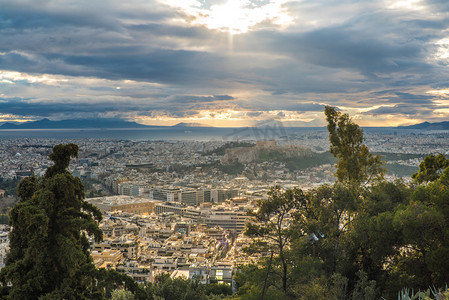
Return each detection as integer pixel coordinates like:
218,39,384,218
1,129,448,284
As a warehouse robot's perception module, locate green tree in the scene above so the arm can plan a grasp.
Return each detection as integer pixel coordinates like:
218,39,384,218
236,112,449,298
0,144,115,299
243,187,305,298
148,273,209,300
412,153,449,183
324,106,384,185
385,167,449,293
0,177,20,197
293,183,359,277
111,289,135,300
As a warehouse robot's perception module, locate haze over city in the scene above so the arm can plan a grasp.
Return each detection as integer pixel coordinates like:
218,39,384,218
1,0,449,127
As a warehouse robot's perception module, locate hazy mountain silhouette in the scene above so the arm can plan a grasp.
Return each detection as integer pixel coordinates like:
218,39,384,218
0,118,158,129
173,122,208,127
397,121,449,130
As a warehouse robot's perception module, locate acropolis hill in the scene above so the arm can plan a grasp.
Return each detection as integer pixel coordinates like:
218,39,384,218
222,140,312,164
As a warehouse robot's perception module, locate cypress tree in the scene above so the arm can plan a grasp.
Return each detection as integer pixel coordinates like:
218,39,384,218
0,144,104,299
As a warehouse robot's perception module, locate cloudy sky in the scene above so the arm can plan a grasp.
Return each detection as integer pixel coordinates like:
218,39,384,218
1,0,449,127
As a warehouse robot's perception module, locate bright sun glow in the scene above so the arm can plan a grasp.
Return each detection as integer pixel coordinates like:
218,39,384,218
163,0,293,34
386,0,424,10
135,108,324,127
427,88,449,95
0,71,68,85
434,38,449,64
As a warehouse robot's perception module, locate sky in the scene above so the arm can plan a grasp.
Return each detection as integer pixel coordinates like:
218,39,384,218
1,0,449,127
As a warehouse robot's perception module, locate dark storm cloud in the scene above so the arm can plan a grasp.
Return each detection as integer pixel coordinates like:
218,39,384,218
128,23,213,39
0,1,173,34
365,104,437,116
0,93,236,119
232,5,448,96
238,101,326,112
246,112,263,117
0,49,231,86
0,1,234,88
56,51,225,84
169,95,235,103
289,103,326,112
266,89,288,96
390,92,436,104
425,0,449,10
0,1,436,87
2,0,449,124
0,97,142,116
245,21,427,80
359,91,437,106
213,95,234,100
297,29,420,75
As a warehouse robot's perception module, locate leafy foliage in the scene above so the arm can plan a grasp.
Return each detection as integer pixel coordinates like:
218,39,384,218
0,177,20,197
0,144,133,299
244,187,305,298
0,214,8,224
412,153,449,183
325,106,385,184
259,150,335,171
138,273,232,300
203,142,254,156
216,161,245,175
237,107,449,299
384,163,419,177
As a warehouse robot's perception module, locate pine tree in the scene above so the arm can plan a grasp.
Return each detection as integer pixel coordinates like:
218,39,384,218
244,186,305,298
412,153,449,183
324,106,384,185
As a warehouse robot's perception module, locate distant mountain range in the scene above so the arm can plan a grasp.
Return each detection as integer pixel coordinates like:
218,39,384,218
173,122,208,127
397,121,449,130
0,118,155,129
2,118,449,130
0,118,212,129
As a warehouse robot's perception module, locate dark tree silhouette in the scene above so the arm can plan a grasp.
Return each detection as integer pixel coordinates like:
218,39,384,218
0,144,104,299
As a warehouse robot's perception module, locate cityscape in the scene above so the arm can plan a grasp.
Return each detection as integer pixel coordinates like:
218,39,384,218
2,0,449,298
1,125,449,297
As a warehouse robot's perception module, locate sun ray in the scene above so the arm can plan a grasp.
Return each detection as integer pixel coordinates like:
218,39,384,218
162,0,294,35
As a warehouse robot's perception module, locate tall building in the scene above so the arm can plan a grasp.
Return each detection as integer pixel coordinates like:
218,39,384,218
179,190,205,206
86,196,162,214
210,189,239,203
204,208,249,234
150,188,180,202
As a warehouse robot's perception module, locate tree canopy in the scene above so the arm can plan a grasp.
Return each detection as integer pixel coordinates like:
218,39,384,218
0,144,113,299
3,114,449,299
243,187,305,298
324,106,384,185
236,108,449,299
412,153,449,183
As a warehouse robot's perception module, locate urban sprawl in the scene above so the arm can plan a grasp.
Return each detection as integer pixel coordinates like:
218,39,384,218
1,129,448,287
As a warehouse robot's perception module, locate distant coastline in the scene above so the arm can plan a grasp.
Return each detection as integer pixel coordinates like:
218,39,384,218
2,118,449,131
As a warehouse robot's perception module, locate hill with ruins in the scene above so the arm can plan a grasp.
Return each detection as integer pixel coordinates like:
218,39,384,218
222,140,313,164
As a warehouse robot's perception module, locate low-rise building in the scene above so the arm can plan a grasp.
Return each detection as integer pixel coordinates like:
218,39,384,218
116,261,152,282
91,249,124,269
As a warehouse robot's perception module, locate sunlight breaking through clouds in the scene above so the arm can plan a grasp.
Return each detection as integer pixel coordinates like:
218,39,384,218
386,0,424,10
435,38,449,64
162,0,294,34
0,71,68,85
1,0,449,126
